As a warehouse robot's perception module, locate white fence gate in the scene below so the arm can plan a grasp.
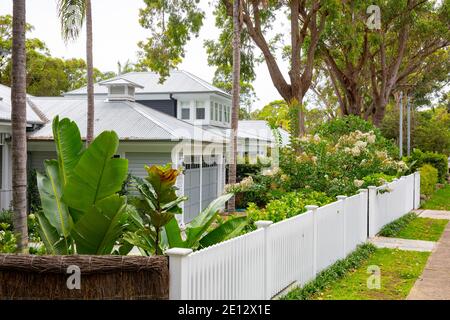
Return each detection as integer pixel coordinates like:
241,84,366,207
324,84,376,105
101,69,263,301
167,172,420,300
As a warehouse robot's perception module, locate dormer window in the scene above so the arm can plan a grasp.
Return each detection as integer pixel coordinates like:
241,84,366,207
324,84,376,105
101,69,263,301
99,78,144,102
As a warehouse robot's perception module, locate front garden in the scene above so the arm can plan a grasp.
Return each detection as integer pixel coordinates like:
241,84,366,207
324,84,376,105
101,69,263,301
1,115,449,299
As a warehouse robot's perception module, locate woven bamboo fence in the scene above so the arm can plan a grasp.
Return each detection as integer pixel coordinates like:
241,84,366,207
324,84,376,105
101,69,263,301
0,254,169,300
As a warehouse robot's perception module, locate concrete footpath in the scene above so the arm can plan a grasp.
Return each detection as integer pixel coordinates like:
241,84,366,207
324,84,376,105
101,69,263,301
407,213,450,300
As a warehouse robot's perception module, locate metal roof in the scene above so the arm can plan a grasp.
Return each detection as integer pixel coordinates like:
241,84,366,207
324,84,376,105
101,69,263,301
64,70,231,98
0,84,46,124
99,77,144,88
28,97,225,143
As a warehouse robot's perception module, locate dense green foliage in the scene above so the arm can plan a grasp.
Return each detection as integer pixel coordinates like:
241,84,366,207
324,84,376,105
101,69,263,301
381,105,450,156
246,191,333,231
36,117,129,255
406,149,448,183
283,244,376,300
420,164,439,197
0,223,17,253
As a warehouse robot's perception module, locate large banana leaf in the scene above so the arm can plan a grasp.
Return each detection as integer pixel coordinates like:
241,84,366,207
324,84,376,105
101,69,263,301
164,194,233,249
72,195,128,255
52,116,84,186
36,212,68,255
184,193,233,248
199,216,248,248
164,217,185,248
37,160,73,237
62,131,128,212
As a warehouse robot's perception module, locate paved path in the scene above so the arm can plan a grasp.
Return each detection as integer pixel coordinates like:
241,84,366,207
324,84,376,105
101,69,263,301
414,209,450,220
368,236,436,252
407,218,450,300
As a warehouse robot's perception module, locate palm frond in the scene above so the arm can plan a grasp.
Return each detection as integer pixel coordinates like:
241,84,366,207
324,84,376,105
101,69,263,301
57,0,86,42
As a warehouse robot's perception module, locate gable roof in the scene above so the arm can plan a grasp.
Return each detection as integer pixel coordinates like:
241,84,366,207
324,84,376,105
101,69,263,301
64,70,231,98
0,84,46,124
28,96,225,143
99,77,144,88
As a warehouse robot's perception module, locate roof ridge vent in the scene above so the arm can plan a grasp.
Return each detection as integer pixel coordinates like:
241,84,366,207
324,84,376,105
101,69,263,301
99,77,144,102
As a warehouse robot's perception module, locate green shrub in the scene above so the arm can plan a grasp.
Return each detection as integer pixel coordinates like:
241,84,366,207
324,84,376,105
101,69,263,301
0,223,17,253
362,173,396,188
420,164,438,197
406,149,448,183
0,209,12,225
246,191,333,230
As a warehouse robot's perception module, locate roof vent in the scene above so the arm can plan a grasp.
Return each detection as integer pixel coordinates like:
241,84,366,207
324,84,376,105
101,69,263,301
99,78,144,102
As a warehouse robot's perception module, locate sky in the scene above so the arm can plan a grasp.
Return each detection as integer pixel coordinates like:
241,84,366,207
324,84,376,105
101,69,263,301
0,0,284,110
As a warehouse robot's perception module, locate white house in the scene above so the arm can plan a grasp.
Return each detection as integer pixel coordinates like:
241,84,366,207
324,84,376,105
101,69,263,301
0,70,288,223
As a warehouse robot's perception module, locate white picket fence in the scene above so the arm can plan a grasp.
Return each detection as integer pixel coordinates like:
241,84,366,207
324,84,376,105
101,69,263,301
166,172,421,300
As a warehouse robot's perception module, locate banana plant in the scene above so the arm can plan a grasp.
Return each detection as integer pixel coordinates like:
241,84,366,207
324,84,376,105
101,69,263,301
125,164,186,255
36,116,129,255
164,193,248,251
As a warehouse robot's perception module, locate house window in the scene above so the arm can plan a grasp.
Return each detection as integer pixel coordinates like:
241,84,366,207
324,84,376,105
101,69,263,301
181,108,190,120
196,101,205,120
219,104,223,122
210,101,214,120
111,86,125,95
196,108,205,120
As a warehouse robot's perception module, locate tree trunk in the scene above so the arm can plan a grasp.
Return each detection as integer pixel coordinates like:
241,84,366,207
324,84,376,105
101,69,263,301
11,0,28,252
227,0,240,213
85,0,94,145
372,96,387,127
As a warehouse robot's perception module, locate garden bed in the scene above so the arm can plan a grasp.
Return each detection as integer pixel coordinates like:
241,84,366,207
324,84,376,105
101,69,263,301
0,254,169,300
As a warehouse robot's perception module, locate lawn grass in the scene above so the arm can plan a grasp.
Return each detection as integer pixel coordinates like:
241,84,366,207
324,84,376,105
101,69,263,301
310,248,430,300
422,184,450,211
282,244,376,300
379,212,448,242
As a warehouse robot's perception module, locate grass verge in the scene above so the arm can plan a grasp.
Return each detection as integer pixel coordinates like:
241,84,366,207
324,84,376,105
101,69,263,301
379,213,448,242
282,243,376,300
310,248,430,300
422,184,450,211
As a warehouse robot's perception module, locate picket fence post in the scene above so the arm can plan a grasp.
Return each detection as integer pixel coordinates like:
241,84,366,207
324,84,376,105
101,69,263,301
255,220,273,300
306,205,319,276
367,186,377,237
166,248,193,300
414,171,421,209
336,196,347,258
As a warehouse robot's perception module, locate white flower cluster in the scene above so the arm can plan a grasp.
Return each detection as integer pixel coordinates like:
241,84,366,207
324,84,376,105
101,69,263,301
262,166,281,177
224,176,255,194
338,130,377,157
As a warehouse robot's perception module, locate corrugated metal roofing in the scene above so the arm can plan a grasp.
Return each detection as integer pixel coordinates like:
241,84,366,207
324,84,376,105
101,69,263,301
28,97,225,143
64,70,231,97
0,84,45,124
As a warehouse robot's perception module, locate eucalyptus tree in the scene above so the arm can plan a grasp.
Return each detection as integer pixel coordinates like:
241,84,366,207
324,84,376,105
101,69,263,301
321,0,450,125
11,0,28,252
57,0,95,144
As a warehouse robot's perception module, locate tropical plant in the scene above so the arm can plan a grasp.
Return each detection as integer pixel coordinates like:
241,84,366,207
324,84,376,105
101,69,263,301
125,164,186,255
10,0,28,252
36,116,129,255
165,193,248,251
57,0,95,144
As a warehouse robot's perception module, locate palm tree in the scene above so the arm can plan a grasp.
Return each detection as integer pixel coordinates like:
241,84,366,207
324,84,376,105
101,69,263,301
227,0,241,212
57,0,94,145
11,0,29,252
